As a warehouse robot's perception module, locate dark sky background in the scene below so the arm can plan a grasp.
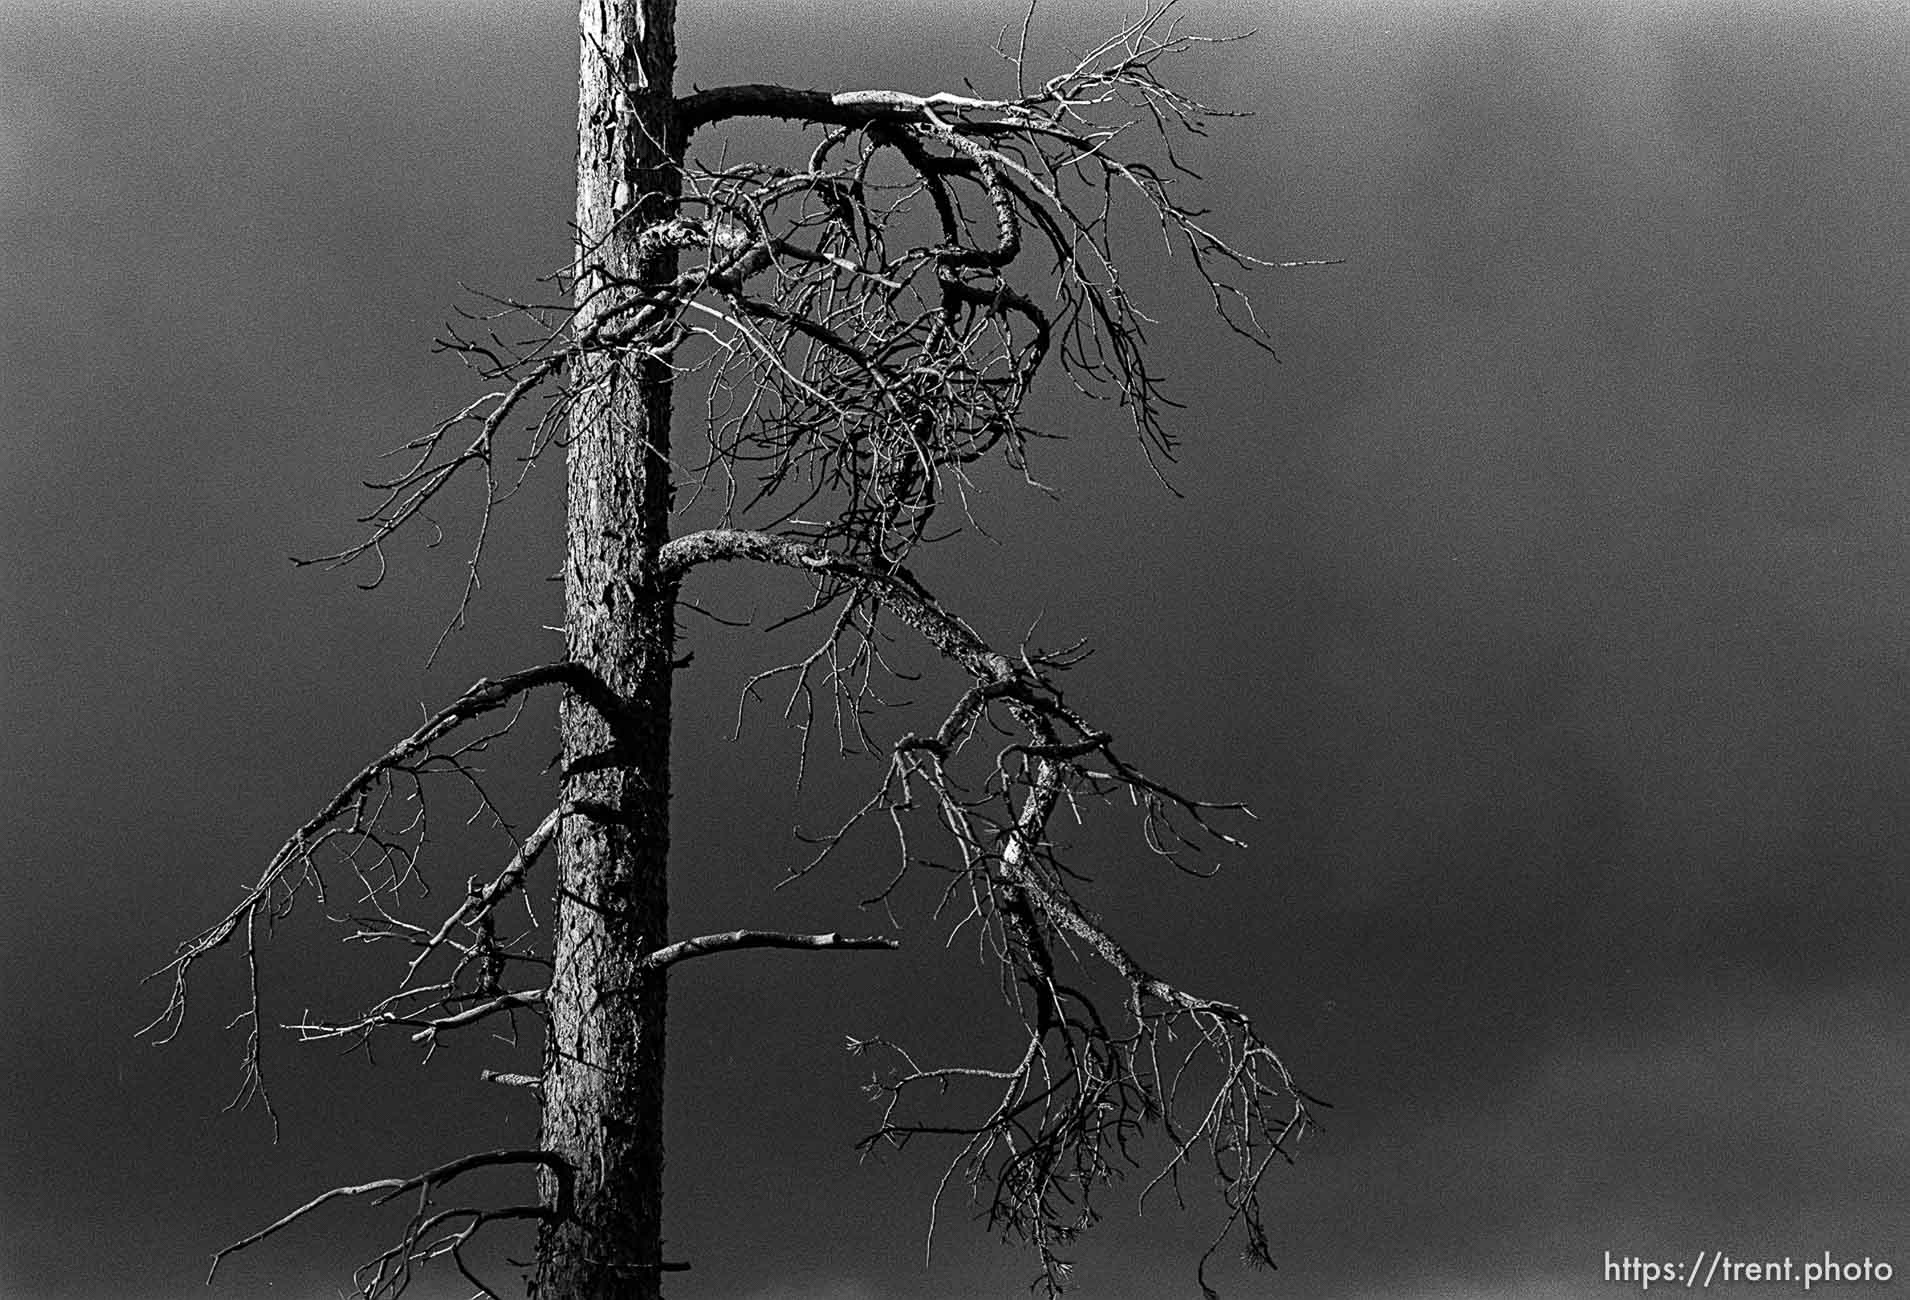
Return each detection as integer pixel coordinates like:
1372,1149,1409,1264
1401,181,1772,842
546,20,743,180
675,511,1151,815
4,1,1907,1298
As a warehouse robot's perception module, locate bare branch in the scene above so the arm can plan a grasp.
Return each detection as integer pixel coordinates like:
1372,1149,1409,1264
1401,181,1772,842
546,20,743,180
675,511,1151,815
405,990,546,1043
401,800,581,986
144,665,605,1077
210,1148,572,1290
640,929,899,971
480,1069,543,1092
665,523,1307,1292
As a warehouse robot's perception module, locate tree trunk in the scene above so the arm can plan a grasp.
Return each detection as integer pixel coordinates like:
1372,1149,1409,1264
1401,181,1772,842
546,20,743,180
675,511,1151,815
537,1,679,1296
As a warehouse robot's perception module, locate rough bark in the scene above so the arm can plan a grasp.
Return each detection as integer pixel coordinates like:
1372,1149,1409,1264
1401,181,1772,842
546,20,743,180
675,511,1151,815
535,1,680,1296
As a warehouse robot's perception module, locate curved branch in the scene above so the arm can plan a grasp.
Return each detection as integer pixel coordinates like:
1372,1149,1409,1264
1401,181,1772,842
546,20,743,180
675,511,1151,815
144,663,611,1059
660,528,1010,679
667,525,1305,1293
210,1148,572,1282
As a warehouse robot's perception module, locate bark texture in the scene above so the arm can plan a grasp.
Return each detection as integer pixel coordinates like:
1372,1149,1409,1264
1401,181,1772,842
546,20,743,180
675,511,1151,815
536,1,680,1295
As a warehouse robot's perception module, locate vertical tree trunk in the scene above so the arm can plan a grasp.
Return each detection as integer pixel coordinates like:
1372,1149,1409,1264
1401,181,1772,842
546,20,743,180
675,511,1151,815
537,2,679,1296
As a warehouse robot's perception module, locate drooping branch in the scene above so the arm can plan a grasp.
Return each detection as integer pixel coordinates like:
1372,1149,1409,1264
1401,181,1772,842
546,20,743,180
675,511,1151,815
210,1148,573,1300
668,524,1307,1294
660,528,1010,679
143,664,610,1110
665,525,1249,870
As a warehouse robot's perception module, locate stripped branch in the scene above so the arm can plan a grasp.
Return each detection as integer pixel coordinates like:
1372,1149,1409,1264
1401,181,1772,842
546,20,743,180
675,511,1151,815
641,929,899,971
671,524,1309,1295
480,1069,543,1092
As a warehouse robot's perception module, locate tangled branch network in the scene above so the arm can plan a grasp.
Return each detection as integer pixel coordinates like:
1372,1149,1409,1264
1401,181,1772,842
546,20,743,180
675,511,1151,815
152,6,1330,1296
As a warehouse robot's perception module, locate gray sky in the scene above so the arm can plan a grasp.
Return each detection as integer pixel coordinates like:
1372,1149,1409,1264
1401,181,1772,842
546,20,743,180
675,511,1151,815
3,1,1907,1298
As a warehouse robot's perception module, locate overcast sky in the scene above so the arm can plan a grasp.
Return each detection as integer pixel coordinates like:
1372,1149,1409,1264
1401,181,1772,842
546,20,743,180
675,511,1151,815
3,2,1907,1298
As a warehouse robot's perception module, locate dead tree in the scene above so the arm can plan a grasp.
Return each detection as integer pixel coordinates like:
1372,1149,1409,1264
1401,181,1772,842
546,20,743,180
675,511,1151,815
149,2,1329,1296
